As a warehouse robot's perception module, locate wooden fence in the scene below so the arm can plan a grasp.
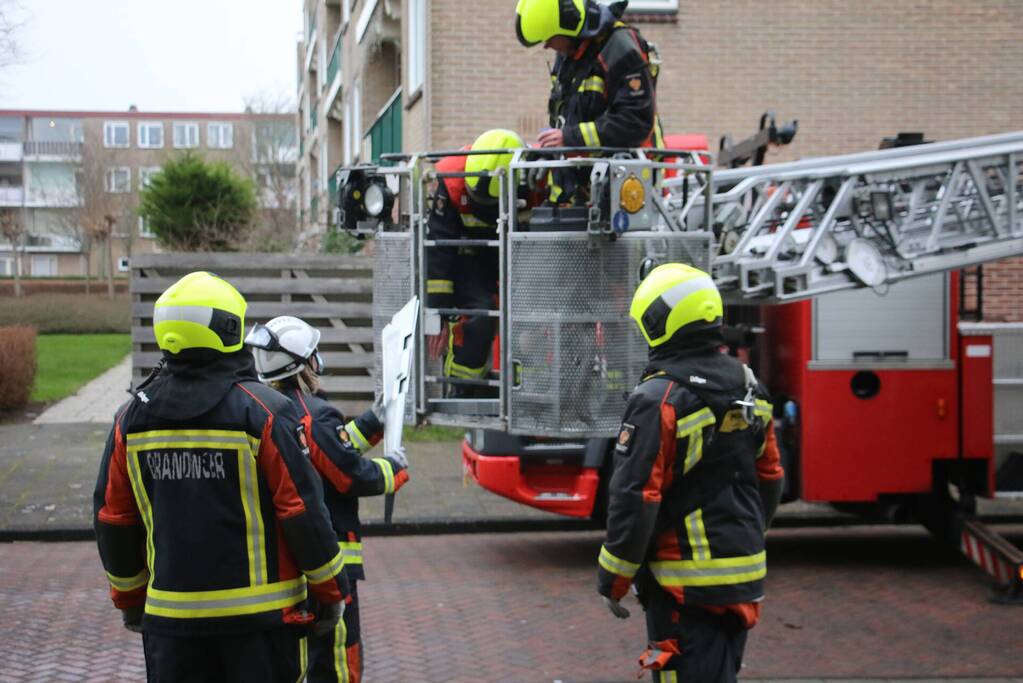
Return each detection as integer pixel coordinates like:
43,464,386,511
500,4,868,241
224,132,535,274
131,252,375,415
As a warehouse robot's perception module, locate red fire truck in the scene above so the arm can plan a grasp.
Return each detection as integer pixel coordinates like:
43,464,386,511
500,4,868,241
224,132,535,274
338,125,1023,599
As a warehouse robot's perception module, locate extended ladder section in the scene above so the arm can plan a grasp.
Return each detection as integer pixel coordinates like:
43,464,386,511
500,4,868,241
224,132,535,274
696,131,1023,301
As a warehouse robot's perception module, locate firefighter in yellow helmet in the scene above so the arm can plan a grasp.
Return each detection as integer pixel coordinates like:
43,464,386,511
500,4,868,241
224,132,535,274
598,264,785,682
94,271,350,682
426,129,527,396
515,0,664,204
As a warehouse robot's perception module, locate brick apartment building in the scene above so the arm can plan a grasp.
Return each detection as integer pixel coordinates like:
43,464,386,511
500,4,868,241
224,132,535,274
0,108,297,279
297,0,1023,319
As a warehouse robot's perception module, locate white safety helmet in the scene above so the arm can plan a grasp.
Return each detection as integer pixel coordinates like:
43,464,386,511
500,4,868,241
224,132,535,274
244,315,324,382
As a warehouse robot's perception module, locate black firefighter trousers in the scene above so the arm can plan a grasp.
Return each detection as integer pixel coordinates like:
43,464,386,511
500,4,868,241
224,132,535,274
639,574,749,683
142,627,306,683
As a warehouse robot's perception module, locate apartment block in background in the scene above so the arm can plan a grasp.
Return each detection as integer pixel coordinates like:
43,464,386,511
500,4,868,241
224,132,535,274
0,108,298,278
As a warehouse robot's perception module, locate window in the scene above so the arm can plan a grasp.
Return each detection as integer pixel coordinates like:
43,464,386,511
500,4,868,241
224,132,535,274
104,121,130,148
407,0,426,95
30,255,57,277
0,258,12,276
208,122,234,149
105,167,131,193
624,0,678,11
117,256,131,273
173,122,199,148
138,166,161,189
138,122,164,148
138,216,155,238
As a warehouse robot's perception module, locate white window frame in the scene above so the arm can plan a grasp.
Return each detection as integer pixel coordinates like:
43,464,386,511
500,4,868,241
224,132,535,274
353,80,361,162
343,100,352,166
207,122,234,149
103,121,130,148
138,166,161,189
407,0,426,95
624,0,678,11
137,122,164,148
138,216,155,238
117,256,131,273
105,167,131,193
173,121,199,149
0,257,12,277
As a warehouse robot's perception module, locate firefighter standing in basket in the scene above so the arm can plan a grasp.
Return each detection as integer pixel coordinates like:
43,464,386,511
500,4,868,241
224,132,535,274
515,0,664,204
426,128,526,395
597,264,785,683
93,272,349,682
245,315,409,683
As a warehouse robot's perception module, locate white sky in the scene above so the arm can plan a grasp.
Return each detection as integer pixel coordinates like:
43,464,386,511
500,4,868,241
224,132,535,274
1,0,302,113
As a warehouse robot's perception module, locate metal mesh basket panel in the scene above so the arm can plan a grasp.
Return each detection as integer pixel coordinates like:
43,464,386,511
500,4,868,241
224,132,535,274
373,233,416,423
507,232,712,436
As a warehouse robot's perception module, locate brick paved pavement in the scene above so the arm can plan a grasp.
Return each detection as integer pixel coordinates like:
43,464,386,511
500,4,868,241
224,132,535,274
2,526,1022,682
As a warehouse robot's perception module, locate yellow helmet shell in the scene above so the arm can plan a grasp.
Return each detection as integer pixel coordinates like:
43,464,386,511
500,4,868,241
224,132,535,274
465,129,526,202
515,0,586,47
630,263,723,347
153,272,247,354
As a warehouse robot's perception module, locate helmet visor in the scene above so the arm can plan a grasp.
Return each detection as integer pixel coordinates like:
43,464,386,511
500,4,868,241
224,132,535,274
244,323,281,352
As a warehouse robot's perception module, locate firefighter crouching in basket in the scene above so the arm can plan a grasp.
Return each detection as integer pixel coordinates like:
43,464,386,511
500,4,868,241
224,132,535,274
93,272,350,683
245,315,409,683
515,0,664,204
426,128,526,396
597,264,785,683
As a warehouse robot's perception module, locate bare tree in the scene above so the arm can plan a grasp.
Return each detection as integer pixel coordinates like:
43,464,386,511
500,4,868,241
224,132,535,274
0,0,27,70
0,207,24,296
241,91,299,252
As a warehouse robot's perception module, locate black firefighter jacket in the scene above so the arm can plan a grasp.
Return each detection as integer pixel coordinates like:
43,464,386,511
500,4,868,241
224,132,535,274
93,350,349,636
284,386,408,582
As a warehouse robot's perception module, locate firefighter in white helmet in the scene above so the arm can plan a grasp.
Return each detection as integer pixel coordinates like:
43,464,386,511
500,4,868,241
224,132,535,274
597,264,784,682
246,315,409,683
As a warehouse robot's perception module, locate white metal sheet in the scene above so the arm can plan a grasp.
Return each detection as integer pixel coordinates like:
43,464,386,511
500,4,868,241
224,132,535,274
381,296,419,458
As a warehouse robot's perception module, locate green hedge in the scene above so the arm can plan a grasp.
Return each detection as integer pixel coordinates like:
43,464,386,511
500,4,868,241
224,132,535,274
0,294,130,333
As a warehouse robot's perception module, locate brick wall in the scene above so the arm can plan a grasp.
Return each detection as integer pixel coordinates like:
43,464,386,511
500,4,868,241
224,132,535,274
424,0,1023,320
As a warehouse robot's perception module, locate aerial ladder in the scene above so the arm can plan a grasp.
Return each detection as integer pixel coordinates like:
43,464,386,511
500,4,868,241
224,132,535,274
336,129,1023,601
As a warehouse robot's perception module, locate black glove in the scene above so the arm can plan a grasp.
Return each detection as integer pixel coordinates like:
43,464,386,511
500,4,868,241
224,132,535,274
311,600,343,637
121,605,144,634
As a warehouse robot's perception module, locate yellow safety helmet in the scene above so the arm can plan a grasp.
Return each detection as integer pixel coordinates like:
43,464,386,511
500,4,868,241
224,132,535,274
153,271,247,354
515,0,586,47
465,129,525,206
630,263,723,348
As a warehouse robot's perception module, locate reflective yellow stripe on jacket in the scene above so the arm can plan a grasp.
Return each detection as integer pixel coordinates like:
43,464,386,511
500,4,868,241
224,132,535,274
598,545,639,579
372,458,396,494
344,421,371,454
579,121,600,147
649,551,767,587
676,408,715,474
578,76,605,94
339,540,363,566
145,578,307,619
106,569,148,592
305,548,345,585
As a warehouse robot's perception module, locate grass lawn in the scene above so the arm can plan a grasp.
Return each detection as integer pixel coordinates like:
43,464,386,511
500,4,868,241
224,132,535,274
32,334,132,403
404,424,466,442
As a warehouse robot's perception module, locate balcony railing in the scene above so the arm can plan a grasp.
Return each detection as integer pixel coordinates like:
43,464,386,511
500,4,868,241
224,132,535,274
367,89,402,164
327,31,342,89
23,141,83,157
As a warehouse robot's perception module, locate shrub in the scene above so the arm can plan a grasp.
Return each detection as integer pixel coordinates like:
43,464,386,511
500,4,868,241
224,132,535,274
0,294,130,333
0,326,37,412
